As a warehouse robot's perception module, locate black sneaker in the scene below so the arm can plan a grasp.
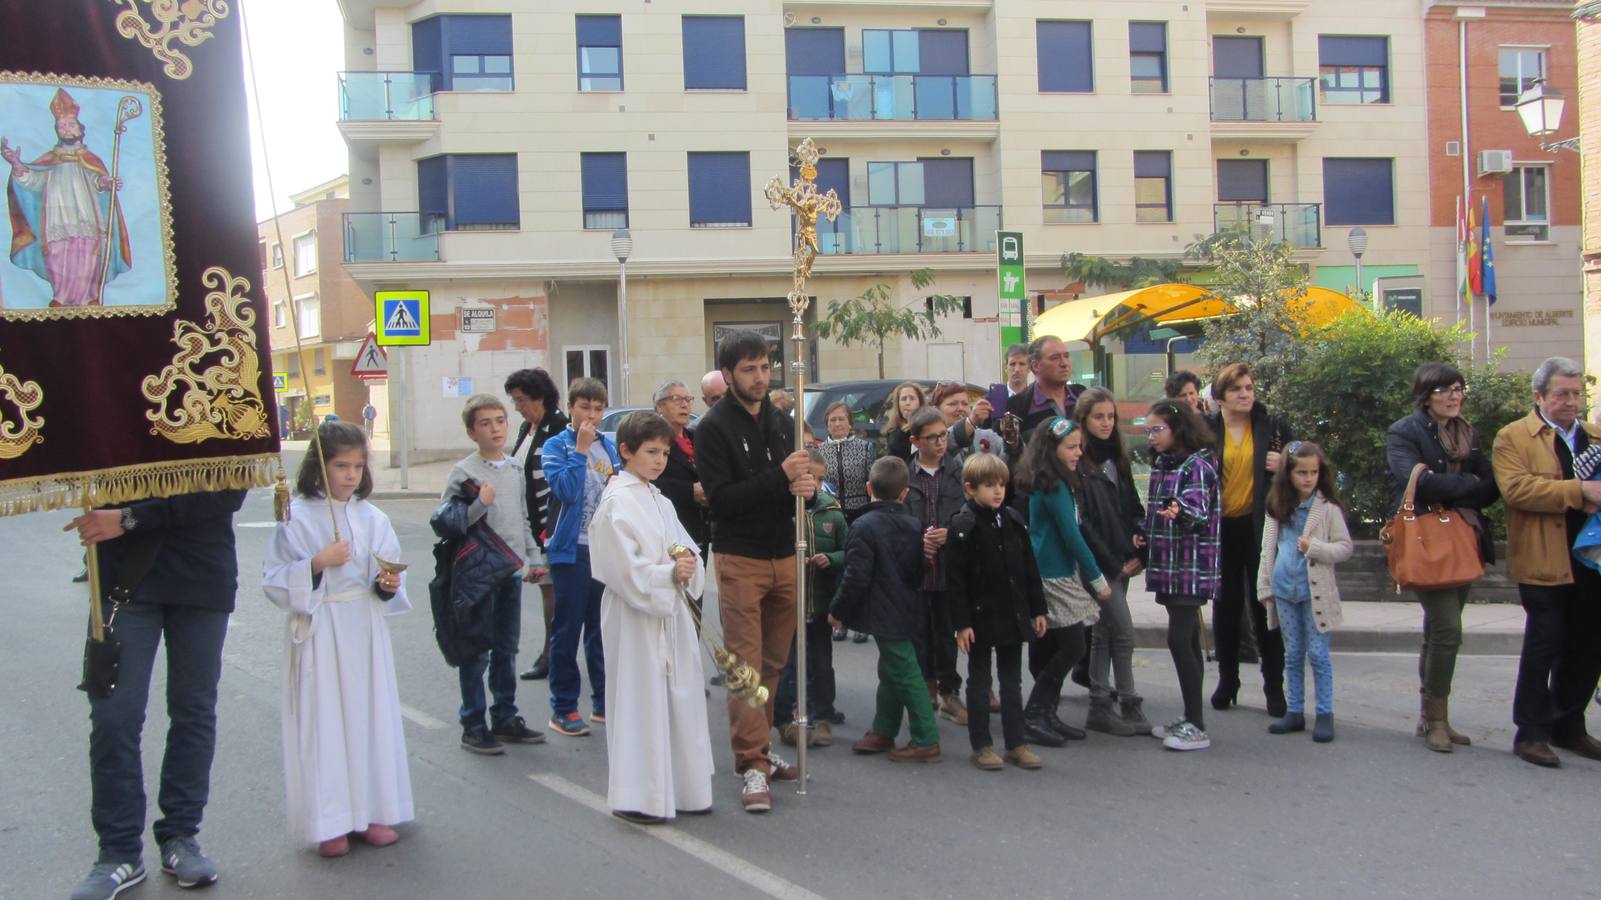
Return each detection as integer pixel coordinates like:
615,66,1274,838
461,727,505,755
71,861,146,900
159,836,218,888
491,716,546,744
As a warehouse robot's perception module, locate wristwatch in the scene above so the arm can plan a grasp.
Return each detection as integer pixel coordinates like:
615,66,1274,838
119,508,139,533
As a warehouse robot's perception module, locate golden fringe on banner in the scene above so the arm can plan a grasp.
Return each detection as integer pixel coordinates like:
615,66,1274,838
0,453,282,518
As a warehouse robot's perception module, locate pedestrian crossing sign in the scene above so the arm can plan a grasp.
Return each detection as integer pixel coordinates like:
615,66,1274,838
375,290,430,346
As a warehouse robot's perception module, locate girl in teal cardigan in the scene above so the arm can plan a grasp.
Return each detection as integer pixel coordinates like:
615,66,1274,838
1013,418,1112,747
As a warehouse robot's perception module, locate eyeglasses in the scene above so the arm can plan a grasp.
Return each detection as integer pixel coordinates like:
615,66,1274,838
917,430,949,443
1430,385,1468,397
1145,424,1170,437
662,395,692,404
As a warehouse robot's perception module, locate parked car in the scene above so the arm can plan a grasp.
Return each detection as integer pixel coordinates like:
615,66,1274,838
801,379,985,447
598,406,700,441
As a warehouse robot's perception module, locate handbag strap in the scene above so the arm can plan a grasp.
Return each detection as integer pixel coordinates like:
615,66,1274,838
105,532,167,606
1401,463,1428,514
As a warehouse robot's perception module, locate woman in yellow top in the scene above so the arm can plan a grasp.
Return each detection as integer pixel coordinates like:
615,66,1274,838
1205,363,1295,716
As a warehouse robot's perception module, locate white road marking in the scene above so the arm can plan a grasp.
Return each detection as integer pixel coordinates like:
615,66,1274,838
237,521,278,529
400,704,447,730
528,773,825,900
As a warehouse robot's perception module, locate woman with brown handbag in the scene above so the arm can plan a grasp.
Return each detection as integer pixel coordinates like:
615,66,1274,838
1384,363,1499,753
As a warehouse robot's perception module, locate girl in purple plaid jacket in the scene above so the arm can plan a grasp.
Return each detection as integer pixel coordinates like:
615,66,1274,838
1142,400,1221,751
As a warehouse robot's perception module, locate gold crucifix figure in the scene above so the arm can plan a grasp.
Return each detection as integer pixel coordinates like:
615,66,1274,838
764,138,841,318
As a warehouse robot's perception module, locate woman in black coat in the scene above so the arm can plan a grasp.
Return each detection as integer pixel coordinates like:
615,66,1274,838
651,380,711,550
1384,362,1498,753
507,368,568,681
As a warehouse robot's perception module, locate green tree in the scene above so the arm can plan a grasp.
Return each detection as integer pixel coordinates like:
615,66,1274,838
1060,252,1185,290
1189,227,1310,389
815,268,966,379
1266,310,1528,532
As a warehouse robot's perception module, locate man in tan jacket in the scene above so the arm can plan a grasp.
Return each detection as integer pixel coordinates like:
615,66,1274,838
1492,357,1601,768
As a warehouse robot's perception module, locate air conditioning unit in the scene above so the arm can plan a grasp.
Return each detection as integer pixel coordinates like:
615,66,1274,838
1477,149,1514,177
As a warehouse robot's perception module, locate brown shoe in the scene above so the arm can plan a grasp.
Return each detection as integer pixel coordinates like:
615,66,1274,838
937,693,969,726
740,769,772,813
1515,740,1561,768
779,722,801,748
1552,734,1601,761
889,742,942,763
852,730,895,754
971,747,1004,770
1004,746,1042,769
767,753,799,782
809,720,833,747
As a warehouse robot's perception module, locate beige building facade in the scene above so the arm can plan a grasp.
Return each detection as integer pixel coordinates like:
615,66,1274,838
337,0,1436,458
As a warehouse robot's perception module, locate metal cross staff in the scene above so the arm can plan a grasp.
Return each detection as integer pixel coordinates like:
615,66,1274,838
764,138,840,794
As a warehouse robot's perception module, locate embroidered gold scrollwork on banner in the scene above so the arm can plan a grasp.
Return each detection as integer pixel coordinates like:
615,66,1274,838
141,265,270,444
109,0,231,81
0,358,45,460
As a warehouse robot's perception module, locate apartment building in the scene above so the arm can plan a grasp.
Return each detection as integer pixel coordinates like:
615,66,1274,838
260,176,382,435
1423,1,1582,374
1580,2,1601,381
336,0,1434,458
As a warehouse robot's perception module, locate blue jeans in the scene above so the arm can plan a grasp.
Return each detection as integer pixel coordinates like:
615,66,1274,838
1277,598,1333,716
550,545,605,717
458,574,522,731
89,602,229,862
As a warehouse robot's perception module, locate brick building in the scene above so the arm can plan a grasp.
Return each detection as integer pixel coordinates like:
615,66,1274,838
1580,2,1601,381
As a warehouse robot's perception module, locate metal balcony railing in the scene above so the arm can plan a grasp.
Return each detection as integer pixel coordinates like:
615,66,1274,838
1208,76,1317,123
787,74,998,121
338,71,436,121
342,212,440,262
1213,202,1322,248
812,205,1001,255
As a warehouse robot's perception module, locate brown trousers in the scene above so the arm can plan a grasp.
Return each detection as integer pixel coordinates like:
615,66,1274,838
716,553,798,775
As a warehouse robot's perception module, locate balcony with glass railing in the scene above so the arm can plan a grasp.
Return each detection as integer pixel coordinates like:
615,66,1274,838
787,74,998,121
342,212,440,263
1213,202,1322,249
338,71,436,121
811,205,1000,255
1209,76,1317,123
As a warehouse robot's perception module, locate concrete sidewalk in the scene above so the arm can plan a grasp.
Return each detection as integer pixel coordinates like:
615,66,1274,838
282,437,454,500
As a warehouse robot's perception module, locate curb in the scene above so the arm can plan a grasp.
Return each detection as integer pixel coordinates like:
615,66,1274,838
1132,624,1522,656
369,490,441,501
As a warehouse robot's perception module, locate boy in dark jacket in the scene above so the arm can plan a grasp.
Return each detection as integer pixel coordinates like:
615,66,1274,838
946,454,1048,771
829,457,940,763
776,450,849,748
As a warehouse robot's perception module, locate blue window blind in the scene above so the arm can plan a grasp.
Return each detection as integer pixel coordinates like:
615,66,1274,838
1217,160,1269,202
1037,21,1093,92
683,17,747,90
687,152,751,226
576,14,621,47
418,154,518,230
581,153,628,223
414,15,513,91
1212,36,1264,79
1319,35,1388,67
1323,158,1393,225
918,157,974,207
412,17,443,89
577,15,623,91
785,28,845,76
417,156,447,228
918,30,970,76
1130,22,1167,54
1134,151,1171,179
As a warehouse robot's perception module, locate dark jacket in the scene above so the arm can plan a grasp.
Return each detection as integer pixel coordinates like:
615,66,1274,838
883,427,913,463
1004,382,1087,450
99,490,247,612
944,499,1046,646
806,490,849,618
1386,410,1500,563
1078,457,1146,575
1207,402,1294,542
656,425,710,550
428,479,524,667
829,500,925,641
513,409,568,550
695,394,798,559
905,451,967,590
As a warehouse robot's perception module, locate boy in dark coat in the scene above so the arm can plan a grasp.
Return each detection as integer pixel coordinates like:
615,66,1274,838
828,457,941,763
946,454,1048,770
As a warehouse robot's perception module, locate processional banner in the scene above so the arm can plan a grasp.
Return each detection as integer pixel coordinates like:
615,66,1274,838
0,2,279,516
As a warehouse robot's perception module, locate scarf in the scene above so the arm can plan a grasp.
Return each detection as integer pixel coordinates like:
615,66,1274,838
1085,431,1124,470
675,432,695,465
1437,416,1474,465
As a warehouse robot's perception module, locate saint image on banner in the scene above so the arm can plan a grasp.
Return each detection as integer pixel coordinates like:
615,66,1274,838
0,73,175,318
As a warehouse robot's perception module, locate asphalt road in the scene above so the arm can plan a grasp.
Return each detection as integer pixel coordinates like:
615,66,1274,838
2,487,1598,899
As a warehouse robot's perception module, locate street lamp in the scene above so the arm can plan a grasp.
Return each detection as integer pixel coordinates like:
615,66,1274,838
1347,227,1368,301
1515,79,1580,153
611,228,632,402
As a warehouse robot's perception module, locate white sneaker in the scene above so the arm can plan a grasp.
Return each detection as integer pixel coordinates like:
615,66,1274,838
1151,718,1185,740
1162,721,1212,751
740,769,771,813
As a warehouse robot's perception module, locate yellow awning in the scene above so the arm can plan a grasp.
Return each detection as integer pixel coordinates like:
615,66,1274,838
1034,283,1364,345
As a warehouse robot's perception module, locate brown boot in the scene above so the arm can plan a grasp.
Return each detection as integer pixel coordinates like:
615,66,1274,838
1416,690,1472,745
1420,695,1453,753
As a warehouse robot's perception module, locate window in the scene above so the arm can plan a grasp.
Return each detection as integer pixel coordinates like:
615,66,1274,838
1319,35,1389,105
1134,151,1173,223
270,243,283,269
926,296,973,318
313,348,326,376
258,241,267,271
1129,22,1168,94
1322,158,1394,225
412,15,513,92
285,352,299,376
581,152,628,229
868,161,925,206
564,345,610,391
1037,21,1093,92
1504,164,1550,241
1499,47,1545,107
577,15,623,91
1041,151,1097,223
418,154,520,232
1217,159,1269,202
682,16,746,90
272,300,285,328
862,29,969,75
292,232,317,276
687,151,751,227
296,294,320,340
